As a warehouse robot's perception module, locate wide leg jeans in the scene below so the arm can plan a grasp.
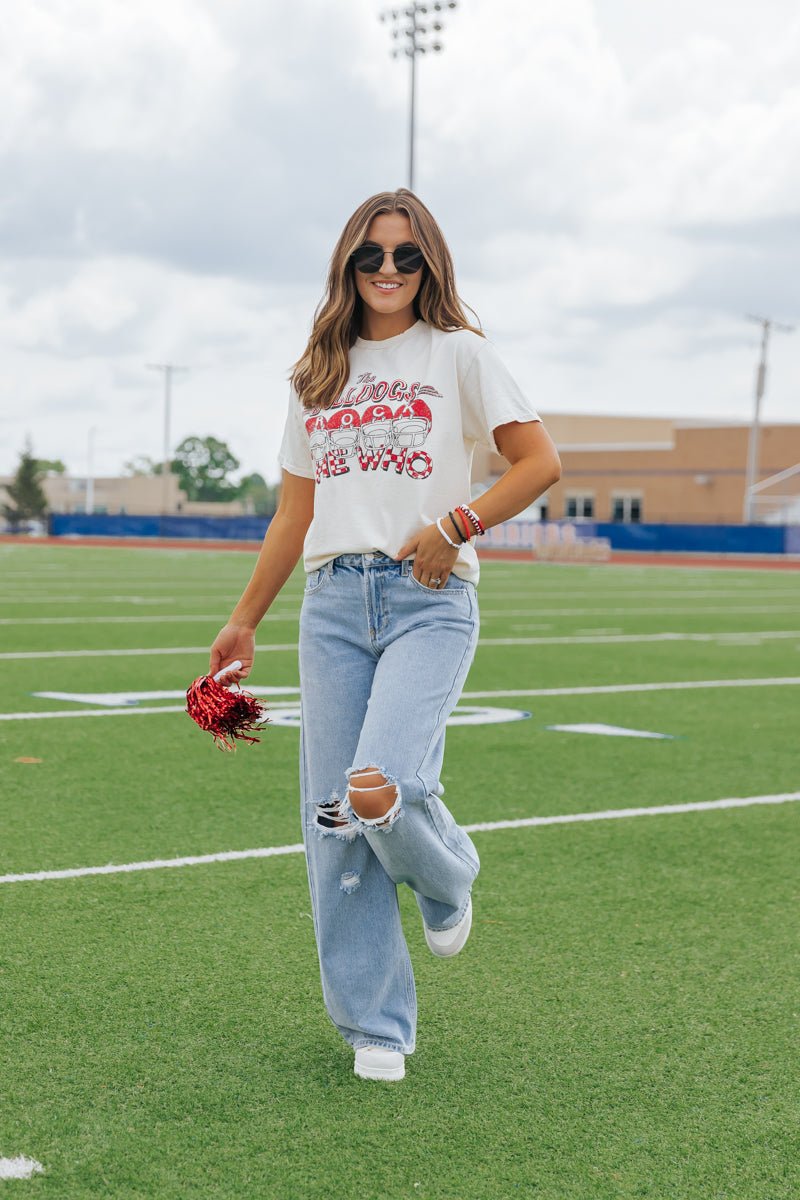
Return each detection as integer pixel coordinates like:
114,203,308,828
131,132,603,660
298,552,481,1056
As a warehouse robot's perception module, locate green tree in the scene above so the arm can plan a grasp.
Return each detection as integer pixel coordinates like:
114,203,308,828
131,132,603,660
3,440,49,530
35,458,67,476
123,456,161,476
238,472,279,516
171,436,240,502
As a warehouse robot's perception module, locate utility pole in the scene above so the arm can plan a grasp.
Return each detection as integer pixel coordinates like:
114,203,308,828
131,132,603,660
85,426,96,515
380,2,459,191
146,363,189,515
742,315,794,523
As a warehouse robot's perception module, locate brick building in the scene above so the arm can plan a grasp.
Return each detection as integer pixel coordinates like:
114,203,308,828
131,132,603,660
476,415,800,524
0,473,246,517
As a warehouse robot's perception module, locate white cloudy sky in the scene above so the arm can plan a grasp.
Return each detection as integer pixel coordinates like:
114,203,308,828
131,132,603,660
1,0,798,481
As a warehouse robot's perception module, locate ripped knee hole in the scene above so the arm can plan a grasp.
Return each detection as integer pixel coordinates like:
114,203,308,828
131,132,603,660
347,767,399,824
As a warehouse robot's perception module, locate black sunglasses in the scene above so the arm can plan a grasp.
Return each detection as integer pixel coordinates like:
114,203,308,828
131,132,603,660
351,241,425,275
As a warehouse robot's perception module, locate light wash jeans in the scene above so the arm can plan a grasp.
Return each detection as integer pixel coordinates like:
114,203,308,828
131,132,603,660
298,551,481,1057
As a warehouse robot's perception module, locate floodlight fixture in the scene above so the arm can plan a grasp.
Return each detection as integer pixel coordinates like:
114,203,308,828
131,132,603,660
379,0,459,189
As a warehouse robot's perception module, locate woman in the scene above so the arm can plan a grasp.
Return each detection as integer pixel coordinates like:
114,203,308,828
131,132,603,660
209,189,561,1083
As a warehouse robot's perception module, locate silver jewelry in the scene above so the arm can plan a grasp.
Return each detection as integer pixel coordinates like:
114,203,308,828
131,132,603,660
435,516,459,548
430,577,442,585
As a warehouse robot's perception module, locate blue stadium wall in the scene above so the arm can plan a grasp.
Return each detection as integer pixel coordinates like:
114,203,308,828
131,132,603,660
579,521,789,555
49,513,795,554
50,514,272,541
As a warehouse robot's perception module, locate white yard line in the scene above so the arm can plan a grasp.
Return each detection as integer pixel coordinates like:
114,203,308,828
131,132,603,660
0,704,196,720
479,589,800,601
477,605,800,617
477,631,800,647
2,586,794,597
0,600,797,615
0,610,795,627
1,792,797,885
0,614,292,626
3,675,800,720
460,677,800,698
3,629,799,660
0,645,297,660
33,686,300,705
0,596,181,605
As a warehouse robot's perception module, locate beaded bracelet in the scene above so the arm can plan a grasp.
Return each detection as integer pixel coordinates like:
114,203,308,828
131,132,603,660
435,516,460,549
447,511,468,544
456,503,485,536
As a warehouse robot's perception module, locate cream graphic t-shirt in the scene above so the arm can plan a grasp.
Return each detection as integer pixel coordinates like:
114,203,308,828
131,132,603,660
277,319,541,584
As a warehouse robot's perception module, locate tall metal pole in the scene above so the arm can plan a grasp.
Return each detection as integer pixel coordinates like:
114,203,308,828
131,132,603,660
742,315,794,522
146,363,189,514
409,37,417,191
86,426,96,515
380,2,459,191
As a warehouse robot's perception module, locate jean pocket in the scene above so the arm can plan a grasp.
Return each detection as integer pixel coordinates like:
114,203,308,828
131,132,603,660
407,570,468,596
303,568,329,595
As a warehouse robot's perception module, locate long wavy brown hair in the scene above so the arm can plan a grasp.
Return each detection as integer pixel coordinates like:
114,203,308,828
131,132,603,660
290,189,483,411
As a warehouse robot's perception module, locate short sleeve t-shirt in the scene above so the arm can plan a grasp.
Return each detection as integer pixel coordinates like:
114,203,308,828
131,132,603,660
277,318,541,584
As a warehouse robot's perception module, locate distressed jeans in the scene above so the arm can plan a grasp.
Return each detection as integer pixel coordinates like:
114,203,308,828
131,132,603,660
298,552,481,1056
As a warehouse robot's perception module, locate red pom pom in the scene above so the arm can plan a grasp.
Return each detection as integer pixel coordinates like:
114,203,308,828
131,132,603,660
186,673,268,751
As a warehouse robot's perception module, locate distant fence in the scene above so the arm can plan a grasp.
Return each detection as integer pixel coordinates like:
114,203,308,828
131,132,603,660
48,513,796,554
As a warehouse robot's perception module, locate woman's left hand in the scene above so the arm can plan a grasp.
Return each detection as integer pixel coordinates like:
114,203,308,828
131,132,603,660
395,522,460,588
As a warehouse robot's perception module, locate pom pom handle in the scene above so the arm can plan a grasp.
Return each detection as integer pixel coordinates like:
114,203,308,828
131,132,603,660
213,660,243,683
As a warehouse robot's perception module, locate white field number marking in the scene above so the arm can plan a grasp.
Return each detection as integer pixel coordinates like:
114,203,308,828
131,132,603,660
6,703,530,728
1,792,798,885
0,1156,45,1180
546,723,674,739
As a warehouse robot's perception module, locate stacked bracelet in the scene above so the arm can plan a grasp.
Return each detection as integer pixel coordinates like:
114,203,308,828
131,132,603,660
436,506,485,548
435,516,460,549
447,511,468,544
456,504,485,536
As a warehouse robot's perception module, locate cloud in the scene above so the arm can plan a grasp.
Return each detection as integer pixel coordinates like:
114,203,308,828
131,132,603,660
1,0,798,480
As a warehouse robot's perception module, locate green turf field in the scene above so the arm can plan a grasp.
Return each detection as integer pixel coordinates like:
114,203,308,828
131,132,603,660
1,543,798,1199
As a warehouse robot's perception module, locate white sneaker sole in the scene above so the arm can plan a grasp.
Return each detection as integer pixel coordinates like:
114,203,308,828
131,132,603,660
424,895,472,958
354,1047,405,1082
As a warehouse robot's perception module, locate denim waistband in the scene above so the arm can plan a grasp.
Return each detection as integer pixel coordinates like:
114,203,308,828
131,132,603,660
328,552,411,573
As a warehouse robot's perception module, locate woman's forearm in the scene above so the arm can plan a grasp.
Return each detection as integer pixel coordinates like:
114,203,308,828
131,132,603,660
468,453,561,532
228,510,310,629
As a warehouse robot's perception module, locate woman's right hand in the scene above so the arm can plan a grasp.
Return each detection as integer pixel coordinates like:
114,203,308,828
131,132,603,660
209,623,256,683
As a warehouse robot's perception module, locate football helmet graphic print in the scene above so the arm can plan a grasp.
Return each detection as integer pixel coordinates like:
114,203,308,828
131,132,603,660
392,399,432,449
359,404,395,451
326,407,361,456
305,414,329,462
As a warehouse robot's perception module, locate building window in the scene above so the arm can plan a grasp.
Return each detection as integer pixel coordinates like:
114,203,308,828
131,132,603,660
611,494,643,523
565,493,594,520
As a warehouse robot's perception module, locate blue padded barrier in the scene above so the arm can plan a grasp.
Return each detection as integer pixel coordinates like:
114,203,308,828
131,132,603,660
50,513,271,540
582,522,788,555
48,513,792,554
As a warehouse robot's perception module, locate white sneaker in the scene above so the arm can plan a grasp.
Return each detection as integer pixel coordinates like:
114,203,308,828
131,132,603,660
423,895,473,958
354,1046,405,1082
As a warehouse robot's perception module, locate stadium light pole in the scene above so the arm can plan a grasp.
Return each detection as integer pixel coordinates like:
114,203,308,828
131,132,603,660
379,2,459,191
146,362,190,515
742,315,794,523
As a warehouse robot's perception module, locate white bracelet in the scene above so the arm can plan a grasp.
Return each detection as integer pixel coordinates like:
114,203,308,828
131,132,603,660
435,516,459,549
